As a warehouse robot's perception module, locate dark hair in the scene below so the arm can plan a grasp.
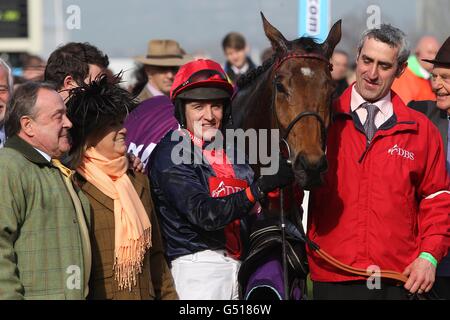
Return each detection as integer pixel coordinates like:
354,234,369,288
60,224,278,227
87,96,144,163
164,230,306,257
130,64,148,97
66,75,137,167
5,82,56,137
222,32,246,51
44,42,109,90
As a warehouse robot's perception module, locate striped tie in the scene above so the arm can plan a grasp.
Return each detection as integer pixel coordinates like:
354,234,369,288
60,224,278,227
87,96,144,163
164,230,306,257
363,103,380,144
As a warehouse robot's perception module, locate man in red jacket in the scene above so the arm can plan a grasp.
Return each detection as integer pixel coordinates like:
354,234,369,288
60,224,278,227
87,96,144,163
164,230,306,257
308,24,450,300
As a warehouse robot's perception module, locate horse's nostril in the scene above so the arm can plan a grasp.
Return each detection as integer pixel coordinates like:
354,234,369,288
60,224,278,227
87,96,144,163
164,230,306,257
317,155,328,173
294,154,308,171
295,154,328,172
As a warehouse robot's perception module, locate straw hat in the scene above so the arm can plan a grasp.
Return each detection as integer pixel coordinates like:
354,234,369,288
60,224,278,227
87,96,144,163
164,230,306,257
135,39,192,67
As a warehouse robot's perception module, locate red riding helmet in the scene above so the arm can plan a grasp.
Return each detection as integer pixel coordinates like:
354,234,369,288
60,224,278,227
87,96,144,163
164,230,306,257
170,59,234,101
170,59,235,127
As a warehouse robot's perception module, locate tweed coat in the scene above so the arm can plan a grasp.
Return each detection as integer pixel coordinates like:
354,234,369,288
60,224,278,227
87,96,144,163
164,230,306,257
78,171,178,300
0,135,90,300
137,86,154,103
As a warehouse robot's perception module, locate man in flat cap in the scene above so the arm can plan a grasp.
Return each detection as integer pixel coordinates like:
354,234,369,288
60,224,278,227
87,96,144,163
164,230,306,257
409,36,450,299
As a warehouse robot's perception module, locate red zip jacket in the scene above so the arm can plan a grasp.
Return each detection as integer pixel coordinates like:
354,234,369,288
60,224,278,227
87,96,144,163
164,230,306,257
307,85,450,282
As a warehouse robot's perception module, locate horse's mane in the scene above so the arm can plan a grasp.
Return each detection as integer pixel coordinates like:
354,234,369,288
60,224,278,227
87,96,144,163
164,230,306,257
236,54,276,89
236,37,321,90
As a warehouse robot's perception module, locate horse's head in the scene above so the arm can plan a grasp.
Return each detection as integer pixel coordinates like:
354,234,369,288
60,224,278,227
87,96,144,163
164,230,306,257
262,13,341,189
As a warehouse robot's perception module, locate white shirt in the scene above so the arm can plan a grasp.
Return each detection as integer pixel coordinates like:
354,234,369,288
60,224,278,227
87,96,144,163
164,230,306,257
147,83,164,97
350,85,393,129
0,125,5,148
417,63,431,80
231,62,250,75
34,147,51,162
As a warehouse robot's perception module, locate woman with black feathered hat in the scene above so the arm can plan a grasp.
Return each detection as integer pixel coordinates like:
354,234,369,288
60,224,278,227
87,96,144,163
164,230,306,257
66,75,178,300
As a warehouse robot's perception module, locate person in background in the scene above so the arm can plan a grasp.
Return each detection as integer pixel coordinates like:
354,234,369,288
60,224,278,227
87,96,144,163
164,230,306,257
410,36,441,78
330,49,350,98
222,32,256,84
392,36,440,104
134,39,191,101
346,62,357,86
65,76,178,300
44,42,109,102
125,39,191,172
0,58,13,148
408,36,450,299
22,54,46,82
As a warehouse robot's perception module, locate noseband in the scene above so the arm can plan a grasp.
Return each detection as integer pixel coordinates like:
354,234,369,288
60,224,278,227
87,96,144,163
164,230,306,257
271,53,331,156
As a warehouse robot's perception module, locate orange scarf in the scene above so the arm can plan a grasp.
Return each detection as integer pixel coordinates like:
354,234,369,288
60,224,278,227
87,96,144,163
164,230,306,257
77,147,151,291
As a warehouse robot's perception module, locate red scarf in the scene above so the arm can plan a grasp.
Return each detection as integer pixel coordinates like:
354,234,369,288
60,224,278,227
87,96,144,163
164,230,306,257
185,130,245,259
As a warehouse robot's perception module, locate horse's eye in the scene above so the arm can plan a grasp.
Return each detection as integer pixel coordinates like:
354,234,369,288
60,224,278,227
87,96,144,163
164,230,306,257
275,81,286,93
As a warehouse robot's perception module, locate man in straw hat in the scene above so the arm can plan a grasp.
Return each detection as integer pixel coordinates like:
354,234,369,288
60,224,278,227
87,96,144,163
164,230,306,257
409,36,450,299
125,40,191,172
134,39,192,101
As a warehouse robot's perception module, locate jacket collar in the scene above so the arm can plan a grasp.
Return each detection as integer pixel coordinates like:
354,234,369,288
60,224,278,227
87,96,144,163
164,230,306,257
77,170,144,213
4,135,53,166
333,84,418,134
439,109,449,120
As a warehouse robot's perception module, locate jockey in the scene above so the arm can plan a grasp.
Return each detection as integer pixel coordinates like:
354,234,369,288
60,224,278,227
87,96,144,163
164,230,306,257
150,59,294,300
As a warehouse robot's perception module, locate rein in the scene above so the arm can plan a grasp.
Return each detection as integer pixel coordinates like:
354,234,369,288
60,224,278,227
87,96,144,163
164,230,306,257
271,52,331,300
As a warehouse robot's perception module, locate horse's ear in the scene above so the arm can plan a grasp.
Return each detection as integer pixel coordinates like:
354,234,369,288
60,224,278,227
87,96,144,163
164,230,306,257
321,20,342,59
261,12,288,54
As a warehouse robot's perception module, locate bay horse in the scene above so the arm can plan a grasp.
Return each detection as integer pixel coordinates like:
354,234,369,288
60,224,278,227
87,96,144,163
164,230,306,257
231,13,342,189
234,15,410,300
233,13,341,300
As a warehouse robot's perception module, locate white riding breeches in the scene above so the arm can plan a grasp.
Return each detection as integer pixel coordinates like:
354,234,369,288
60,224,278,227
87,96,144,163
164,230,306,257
171,250,241,300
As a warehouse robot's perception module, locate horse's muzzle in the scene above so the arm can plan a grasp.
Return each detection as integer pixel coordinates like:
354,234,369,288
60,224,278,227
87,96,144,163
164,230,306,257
293,154,328,189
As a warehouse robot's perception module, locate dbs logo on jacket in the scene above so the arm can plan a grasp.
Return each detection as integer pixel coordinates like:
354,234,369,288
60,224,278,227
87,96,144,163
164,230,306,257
388,144,415,161
210,179,247,198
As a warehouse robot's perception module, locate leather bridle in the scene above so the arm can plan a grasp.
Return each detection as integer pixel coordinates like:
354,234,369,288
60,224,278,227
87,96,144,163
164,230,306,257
270,53,331,153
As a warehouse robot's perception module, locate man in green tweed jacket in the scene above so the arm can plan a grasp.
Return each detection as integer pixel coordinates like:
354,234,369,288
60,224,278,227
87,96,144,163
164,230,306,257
0,82,91,299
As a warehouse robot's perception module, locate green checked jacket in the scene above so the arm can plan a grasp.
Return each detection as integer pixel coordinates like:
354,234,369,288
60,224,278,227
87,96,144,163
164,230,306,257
0,135,90,300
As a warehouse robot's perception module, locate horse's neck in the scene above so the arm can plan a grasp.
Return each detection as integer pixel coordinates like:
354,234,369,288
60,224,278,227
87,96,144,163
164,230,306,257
231,66,277,179
232,67,274,130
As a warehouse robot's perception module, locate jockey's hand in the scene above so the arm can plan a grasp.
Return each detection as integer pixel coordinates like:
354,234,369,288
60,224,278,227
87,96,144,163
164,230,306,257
128,153,145,173
403,257,436,294
251,155,294,200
